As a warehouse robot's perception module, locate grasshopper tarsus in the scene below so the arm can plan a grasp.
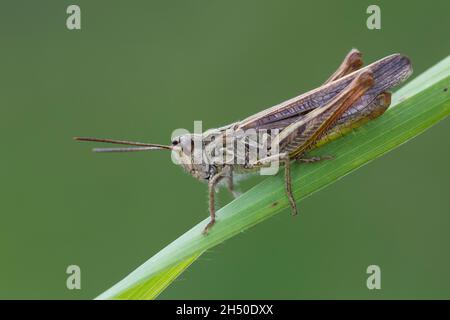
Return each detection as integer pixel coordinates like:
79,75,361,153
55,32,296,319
202,220,215,235
296,155,334,163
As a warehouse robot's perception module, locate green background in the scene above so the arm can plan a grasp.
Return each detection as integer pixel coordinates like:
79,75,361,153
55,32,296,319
1,0,449,299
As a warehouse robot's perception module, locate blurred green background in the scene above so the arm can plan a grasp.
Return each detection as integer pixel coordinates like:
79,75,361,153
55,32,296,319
0,0,449,299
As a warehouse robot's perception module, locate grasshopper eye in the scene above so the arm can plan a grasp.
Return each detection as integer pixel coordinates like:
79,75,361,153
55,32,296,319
172,140,179,146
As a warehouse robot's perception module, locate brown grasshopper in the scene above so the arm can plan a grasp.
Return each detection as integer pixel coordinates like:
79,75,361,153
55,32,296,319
75,49,412,234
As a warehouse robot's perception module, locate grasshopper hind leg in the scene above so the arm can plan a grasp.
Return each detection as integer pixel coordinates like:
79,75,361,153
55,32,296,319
312,91,392,149
277,70,375,218
324,49,364,84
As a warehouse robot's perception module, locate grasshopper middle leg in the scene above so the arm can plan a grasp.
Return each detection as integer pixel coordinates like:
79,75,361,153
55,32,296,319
226,167,240,198
254,153,298,216
282,154,298,216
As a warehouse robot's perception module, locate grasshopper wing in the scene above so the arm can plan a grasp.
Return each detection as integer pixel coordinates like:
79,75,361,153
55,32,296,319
238,54,412,132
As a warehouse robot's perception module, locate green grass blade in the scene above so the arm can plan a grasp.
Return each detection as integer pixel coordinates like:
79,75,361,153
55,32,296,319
114,251,203,300
96,56,450,300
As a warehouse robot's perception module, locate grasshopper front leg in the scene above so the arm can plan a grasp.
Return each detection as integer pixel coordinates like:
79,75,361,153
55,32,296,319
203,171,226,235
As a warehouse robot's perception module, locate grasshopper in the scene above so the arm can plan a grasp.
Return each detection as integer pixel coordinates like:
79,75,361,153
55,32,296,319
75,49,412,234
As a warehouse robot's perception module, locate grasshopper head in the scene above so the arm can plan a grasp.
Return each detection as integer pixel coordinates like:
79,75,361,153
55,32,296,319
171,134,213,181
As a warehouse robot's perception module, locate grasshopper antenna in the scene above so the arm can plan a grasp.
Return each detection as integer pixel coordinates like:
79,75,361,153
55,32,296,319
73,136,173,152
